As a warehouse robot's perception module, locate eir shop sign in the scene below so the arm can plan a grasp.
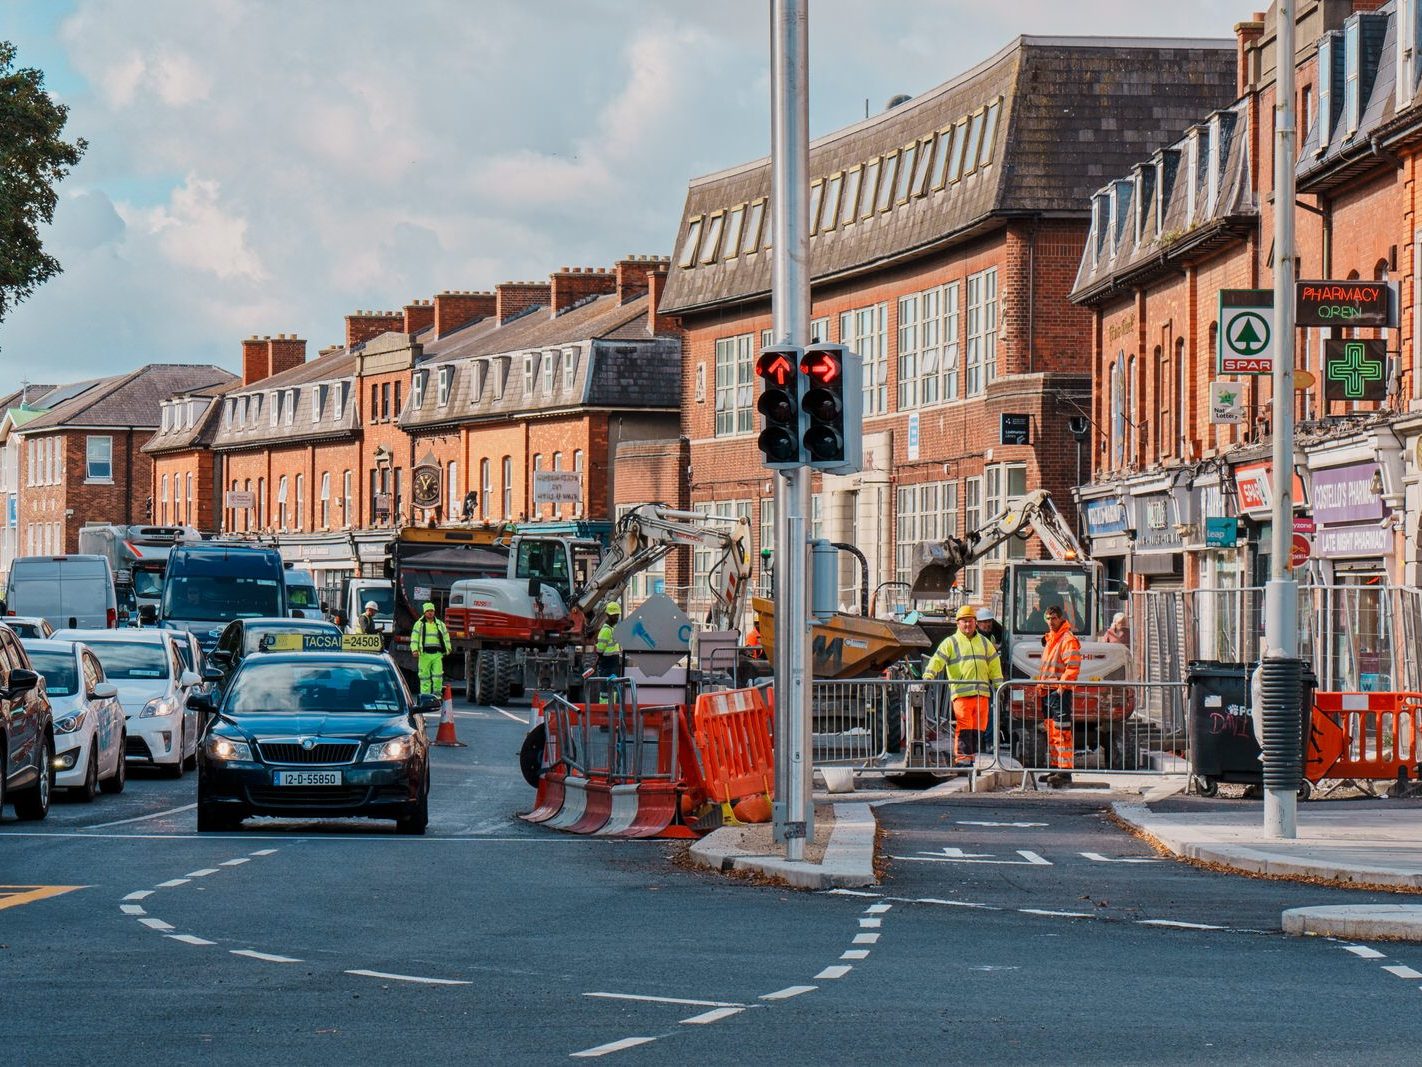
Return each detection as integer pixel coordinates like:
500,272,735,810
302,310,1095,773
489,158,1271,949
1296,280,1397,328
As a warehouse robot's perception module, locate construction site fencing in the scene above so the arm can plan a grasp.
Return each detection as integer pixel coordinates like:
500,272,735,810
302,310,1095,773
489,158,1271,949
537,680,683,785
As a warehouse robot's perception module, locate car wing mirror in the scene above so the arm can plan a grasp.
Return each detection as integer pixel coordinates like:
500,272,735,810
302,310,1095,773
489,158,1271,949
415,693,442,713
178,670,201,688
186,691,216,712
201,665,224,683
90,682,119,700
6,668,39,697
208,649,233,665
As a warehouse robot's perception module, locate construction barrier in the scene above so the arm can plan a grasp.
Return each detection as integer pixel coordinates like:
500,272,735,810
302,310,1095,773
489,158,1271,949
1309,691,1422,787
692,687,774,823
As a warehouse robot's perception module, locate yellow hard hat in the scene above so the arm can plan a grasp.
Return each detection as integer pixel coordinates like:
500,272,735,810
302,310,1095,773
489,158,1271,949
605,601,621,616
955,604,977,620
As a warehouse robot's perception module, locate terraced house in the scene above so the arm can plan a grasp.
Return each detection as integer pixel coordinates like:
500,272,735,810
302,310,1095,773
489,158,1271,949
659,34,1238,609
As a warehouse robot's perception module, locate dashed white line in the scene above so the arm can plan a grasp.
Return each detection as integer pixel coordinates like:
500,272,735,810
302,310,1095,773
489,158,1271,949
219,857,250,867
909,897,1001,910
1019,908,1094,919
761,985,816,1001
120,904,145,916
1137,919,1225,931
138,917,174,931
186,868,219,878
584,992,744,1008
249,849,278,856
681,1007,745,1025
826,888,880,898
571,1037,657,1058
841,949,870,960
489,705,525,723
155,878,189,889
1345,945,1387,959
865,903,892,914
121,890,152,901
814,965,852,980
82,803,197,830
852,933,880,945
858,917,882,928
345,969,471,986
231,949,302,963
1382,964,1422,980
167,934,216,946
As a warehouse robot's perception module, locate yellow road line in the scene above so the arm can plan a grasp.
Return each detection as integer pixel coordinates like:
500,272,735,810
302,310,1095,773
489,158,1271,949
0,885,88,911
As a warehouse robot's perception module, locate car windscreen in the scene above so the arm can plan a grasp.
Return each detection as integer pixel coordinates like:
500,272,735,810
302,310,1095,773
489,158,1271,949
226,661,403,715
287,584,319,609
83,641,170,681
163,575,282,622
27,650,79,696
360,587,395,620
243,623,339,654
133,568,164,599
6,622,41,638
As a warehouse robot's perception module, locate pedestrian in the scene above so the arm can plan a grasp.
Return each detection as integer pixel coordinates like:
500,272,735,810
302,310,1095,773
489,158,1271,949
594,601,623,678
410,601,452,696
330,610,346,632
358,601,380,635
1037,604,1083,785
922,604,1003,767
974,606,1007,668
1101,611,1130,645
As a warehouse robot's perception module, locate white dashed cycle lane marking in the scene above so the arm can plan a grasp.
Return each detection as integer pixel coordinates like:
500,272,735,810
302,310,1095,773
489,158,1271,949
1338,942,1422,993
569,901,887,1058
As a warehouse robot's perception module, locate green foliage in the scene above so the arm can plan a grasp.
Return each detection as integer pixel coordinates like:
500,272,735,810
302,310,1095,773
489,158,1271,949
0,40,87,325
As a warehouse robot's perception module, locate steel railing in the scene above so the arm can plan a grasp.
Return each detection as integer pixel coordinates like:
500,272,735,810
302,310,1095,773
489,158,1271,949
539,678,682,785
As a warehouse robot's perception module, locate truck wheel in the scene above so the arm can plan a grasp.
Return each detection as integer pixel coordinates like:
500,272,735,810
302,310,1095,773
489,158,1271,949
463,652,476,703
473,652,498,706
883,687,904,755
493,650,516,705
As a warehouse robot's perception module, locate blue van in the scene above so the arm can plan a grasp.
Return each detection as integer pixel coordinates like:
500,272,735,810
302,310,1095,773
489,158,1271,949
158,543,287,652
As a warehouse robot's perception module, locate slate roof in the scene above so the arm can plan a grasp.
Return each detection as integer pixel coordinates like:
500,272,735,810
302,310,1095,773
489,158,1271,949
21,365,235,432
143,379,244,455
661,35,1236,315
210,349,359,452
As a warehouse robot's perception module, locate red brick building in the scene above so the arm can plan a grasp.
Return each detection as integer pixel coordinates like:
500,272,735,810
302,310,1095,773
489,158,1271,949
658,36,1237,612
144,378,239,531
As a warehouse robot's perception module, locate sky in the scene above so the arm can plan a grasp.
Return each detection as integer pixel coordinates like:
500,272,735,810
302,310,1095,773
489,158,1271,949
0,0,1247,387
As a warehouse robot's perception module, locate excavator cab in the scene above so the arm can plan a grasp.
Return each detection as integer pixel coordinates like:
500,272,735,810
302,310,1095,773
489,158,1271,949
1008,563,1093,638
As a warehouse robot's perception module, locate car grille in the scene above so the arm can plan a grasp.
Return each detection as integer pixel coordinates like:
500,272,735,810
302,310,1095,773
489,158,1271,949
256,740,360,765
246,786,369,809
125,736,153,760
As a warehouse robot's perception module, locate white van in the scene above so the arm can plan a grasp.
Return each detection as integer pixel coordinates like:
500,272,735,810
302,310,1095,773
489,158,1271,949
6,555,118,630
284,566,323,619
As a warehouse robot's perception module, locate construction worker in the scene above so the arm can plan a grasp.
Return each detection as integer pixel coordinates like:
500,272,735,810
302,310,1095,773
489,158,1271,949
922,604,1003,767
595,601,622,677
411,601,452,696
1038,603,1083,785
746,620,763,659
358,601,380,635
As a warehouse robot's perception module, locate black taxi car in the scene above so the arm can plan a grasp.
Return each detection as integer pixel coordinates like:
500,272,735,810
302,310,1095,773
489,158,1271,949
190,635,437,834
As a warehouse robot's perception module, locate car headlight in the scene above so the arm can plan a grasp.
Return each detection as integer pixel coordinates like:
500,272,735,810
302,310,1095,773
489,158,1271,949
364,737,413,762
55,710,88,734
208,736,252,761
140,696,179,718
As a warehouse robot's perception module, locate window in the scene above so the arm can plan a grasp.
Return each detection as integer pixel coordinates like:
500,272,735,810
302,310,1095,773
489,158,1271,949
439,366,452,406
894,481,958,590
822,173,843,231
876,152,898,212
897,283,957,408
808,181,825,235
185,473,193,524
447,461,459,515
160,475,169,523
371,383,379,421
561,349,576,391
501,456,513,518
394,382,401,416
932,126,954,189
947,119,969,182
810,316,830,343
277,475,289,530
965,268,998,396
381,382,390,420
962,476,982,595
692,501,751,622
678,217,703,267
1345,20,1361,134
315,384,326,423
861,158,881,219
284,389,296,425
481,459,493,520
524,353,536,394
320,472,331,528
980,99,1001,165
492,359,505,400
963,109,986,174
840,303,888,415
412,370,426,408
897,294,919,409
723,204,745,258
257,477,265,528
911,136,934,196
713,333,755,436
572,450,584,517
333,383,344,421
161,406,171,432
85,435,113,482
294,474,305,530
984,463,1028,561
343,470,353,525
699,212,725,264
269,392,280,427
895,142,917,202
543,351,556,394
743,200,766,254
840,165,862,226
1176,337,1189,455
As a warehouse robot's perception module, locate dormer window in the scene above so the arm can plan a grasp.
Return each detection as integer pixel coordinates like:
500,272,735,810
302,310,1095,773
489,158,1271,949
412,370,426,408
1091,191,1109,264
315,384,327,423
1346,19,1361,134
437,366,452,406
543,351,556,394
1185,131,1201,224
493,358,505,400
1318,31,1339,152
563,348,576,390
333,382,344,421
269,392,279,427
1133,166,1155,247
284,389,296,425
523,353,536,394
161,406,171,432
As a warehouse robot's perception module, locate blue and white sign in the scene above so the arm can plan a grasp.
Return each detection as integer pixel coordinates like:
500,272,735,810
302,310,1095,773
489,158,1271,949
1084,496,1129,537
907,412,920,461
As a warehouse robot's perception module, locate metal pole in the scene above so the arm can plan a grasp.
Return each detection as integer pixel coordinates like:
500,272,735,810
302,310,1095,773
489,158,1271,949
770,0,812,860
1264,0,1299,839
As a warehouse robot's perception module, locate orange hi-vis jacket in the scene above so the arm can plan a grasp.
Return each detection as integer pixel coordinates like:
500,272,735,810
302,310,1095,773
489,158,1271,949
1038,623,1082,686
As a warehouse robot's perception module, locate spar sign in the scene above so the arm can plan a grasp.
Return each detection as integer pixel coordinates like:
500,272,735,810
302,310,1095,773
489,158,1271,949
1218,289,1274,374
1296,280,1397,328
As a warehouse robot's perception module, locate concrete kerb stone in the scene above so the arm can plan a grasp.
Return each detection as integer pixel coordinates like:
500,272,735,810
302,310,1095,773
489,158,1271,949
688,802,877,889
1283,905,1422,941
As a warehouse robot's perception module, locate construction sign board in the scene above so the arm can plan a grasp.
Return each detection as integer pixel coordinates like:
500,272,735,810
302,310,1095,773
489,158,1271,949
1217,289,1274,374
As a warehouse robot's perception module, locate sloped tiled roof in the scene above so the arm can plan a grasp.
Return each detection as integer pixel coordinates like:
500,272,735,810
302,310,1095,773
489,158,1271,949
211,349,358,451
22,365,235,432
143,379,244,455
662,35,1235,315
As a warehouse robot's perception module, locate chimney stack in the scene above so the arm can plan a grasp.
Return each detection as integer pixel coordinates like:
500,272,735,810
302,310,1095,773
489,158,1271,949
345,309,404,349
432,290,496,338
550,266,616,315
242,336,268,386
403,299,436,336
1234,13,1265,95
647,268,677,336
614,254,672,305
495,281,552,325
268,334,306,378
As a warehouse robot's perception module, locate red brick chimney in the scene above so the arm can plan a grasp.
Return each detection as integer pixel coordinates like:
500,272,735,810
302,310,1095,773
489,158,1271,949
615,255,671,304
345,309,403,348
242,336,268,385
647,268,677,336
1235,13,1264,95
550,266,616,315
403,299,435,335
495,281,551,326
432,291,496,338
268,334,306,377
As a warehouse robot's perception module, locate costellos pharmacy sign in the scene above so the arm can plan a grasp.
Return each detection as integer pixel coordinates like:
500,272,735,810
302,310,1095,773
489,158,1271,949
1311,462,1386,525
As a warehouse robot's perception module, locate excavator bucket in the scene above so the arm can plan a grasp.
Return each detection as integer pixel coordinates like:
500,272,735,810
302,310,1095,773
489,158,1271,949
909,538,972,599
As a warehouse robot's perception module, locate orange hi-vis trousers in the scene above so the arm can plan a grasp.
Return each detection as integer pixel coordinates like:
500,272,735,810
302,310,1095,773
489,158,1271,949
953,695,990,758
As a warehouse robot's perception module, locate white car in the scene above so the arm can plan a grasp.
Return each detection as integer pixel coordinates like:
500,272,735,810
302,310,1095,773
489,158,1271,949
4,616,56,640
52,629,201,778
22,638,125,800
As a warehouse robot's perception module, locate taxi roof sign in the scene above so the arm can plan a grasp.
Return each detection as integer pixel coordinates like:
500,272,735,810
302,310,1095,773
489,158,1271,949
260,633,384,653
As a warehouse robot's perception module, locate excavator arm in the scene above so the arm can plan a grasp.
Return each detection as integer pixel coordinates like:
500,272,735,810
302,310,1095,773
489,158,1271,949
909,489,1087,598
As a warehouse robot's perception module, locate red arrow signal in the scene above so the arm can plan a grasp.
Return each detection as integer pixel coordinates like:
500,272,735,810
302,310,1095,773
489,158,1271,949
757,353,795,386
801,352,840,384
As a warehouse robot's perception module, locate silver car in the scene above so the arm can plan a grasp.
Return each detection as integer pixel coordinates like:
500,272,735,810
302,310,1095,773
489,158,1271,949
22,639,124,800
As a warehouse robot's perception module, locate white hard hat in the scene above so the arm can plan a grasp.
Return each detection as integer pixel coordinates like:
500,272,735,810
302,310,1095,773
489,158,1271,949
1112,611,1128,625
975,606,994,623
365,601,379,611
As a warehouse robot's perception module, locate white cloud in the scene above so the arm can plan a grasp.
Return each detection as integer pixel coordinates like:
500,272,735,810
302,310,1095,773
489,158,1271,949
123,174,266,283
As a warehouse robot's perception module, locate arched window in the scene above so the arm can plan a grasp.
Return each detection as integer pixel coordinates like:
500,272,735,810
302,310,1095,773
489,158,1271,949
294,474,305,531
343,470,353,527
480,459,492,520
1175,337,1188,456
320,472,331,529
257,477,266,529
502,456,513,519
277,476,289,530
185,472,193,525
160,475,169,524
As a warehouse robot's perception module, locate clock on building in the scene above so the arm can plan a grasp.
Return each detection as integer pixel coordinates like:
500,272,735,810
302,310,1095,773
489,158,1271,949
412,464,441,509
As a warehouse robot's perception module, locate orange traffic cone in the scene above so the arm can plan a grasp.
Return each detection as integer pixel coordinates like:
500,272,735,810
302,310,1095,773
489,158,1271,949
432,684,466,747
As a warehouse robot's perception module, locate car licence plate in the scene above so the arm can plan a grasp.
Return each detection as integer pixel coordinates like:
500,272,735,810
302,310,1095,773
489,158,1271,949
274,770,342,787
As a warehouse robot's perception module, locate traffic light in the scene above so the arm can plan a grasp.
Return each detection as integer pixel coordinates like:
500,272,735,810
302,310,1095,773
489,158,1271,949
799,343,862,473
755,345,803,468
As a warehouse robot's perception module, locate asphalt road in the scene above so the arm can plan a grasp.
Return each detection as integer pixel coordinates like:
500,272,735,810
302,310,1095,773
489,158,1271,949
4,702,1421,1065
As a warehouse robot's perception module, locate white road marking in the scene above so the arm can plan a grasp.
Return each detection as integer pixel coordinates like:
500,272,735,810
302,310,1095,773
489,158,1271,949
893,848,1052,866
219,858,249,867
122,890,152,901
155,879,189,888
1345,945,1387,959
120,904,145,915
571,1037,657,1058
907,897,1001,910
815,965,852,979
852,933,880,945
82,803,197,830
1382,964,1422,980
584,992,745,1008
826,888,881,898
345,969,471,986
489,705,524,723
865,903,891,914
249,849,279,856
1019,908,1093,919
0,830,617,844
230,950,303,963
841,950,870,960
167,934,216,946
681,1007,744,1025
760,985,817,1001
858,917,882,928
138,917,174,931
1137,919,1225,931
956,820,1048,827
186,868,220,877
1080,852,1160,864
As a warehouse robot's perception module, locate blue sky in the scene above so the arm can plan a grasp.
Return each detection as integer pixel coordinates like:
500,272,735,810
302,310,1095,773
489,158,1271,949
1,0,1246,385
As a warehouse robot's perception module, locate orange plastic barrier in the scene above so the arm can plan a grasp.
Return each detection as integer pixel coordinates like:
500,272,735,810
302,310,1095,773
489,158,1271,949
1308,691,1422,784
692,687,775,823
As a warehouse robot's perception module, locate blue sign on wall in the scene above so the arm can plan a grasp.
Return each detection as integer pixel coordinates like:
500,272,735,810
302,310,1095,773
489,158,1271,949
1204,515,1240,547
1084,496,1128,536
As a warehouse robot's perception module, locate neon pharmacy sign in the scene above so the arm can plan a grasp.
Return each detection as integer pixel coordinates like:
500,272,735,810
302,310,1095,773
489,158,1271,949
1296,281,1395,328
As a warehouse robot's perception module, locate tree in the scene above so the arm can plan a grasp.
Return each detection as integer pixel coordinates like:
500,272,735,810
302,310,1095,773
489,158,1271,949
0,41,87,325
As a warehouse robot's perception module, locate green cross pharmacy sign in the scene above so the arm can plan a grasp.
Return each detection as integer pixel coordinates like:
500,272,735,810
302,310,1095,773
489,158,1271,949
1323,339,1387,402
1217,289,1274,374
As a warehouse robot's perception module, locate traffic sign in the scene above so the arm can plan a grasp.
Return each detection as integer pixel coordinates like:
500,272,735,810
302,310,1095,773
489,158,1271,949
1217,289,1275,374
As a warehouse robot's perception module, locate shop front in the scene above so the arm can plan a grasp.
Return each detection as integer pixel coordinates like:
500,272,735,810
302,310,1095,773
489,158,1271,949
1131,489,1183,588
1232,458,1309,587
1082,493,1130,594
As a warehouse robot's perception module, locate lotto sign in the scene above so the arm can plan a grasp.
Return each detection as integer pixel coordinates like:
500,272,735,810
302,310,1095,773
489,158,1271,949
1217,289,1274,374
1208,381,1244,424
1323,340,1387,402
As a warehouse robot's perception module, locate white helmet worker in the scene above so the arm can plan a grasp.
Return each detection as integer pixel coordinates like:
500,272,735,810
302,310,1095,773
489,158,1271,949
365,601,379,612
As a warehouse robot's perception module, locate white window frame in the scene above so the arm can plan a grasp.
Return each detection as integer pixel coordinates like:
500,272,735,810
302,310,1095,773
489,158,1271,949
438,366,452,406
965,268,997,397
543,351,557,394
85,435,113,483
320,472,331,528
840,303,888,415
713,333,755,437
563,349,576,391
481,459,492,520
412,371,426,409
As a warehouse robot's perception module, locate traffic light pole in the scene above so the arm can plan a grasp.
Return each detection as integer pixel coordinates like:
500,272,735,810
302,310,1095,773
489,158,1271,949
769,0,813,859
